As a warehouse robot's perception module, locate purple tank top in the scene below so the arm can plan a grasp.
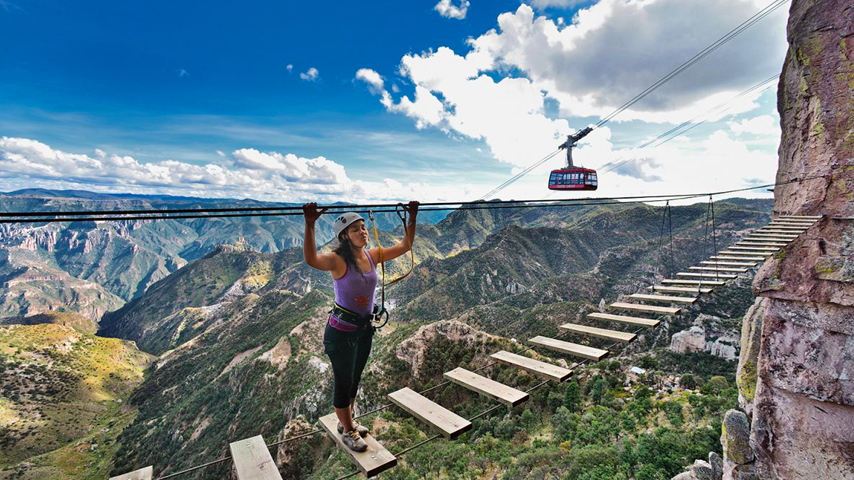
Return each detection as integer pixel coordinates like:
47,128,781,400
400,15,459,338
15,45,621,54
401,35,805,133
329,250,378,332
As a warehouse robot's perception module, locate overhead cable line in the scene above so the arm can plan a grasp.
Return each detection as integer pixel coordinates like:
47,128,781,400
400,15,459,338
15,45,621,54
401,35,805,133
0,191,695,219
477,149,562,201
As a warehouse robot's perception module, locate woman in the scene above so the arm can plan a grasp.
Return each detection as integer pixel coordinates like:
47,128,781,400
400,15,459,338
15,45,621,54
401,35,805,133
302,201,418,452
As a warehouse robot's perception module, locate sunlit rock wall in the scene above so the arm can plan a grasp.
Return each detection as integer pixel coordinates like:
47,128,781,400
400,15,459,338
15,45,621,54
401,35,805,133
745,0,854,478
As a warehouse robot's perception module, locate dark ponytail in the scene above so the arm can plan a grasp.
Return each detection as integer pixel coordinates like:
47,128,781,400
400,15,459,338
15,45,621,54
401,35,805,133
334,233,367,282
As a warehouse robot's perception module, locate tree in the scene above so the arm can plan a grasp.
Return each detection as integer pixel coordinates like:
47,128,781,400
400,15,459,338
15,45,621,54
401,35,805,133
680,373,698,390
564,379,582,412
638,355,658,370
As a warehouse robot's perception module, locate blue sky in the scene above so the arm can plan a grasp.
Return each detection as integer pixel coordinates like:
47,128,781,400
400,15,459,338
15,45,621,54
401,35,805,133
0,0,790,204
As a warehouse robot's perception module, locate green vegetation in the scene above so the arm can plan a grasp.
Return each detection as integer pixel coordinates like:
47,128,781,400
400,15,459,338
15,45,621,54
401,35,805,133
0,321,152,472
308,349,736,480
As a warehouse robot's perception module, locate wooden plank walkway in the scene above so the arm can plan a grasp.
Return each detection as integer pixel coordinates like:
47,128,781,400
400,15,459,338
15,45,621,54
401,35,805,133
388,387,472,439
676,272,738,279
662,279,726,286
701,260,756,267
588,312,660,327
443,367,529,407
110,467,153,480
628,293,697,303
490,350,573,382
610,302,681,315
689,266,748,273
529,336,609,361
318,413,397,477
559,323,636,342
229,435,283,480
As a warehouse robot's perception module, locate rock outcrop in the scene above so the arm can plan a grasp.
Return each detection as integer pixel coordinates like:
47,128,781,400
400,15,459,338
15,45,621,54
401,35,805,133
742,0,854,478
668,314,740,361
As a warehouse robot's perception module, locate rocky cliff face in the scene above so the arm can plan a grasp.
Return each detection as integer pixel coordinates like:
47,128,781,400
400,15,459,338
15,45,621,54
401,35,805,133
736,1,854,479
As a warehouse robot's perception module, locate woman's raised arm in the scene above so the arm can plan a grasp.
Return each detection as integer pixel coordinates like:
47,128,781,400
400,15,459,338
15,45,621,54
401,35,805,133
303,203,337,271
369,201,419,264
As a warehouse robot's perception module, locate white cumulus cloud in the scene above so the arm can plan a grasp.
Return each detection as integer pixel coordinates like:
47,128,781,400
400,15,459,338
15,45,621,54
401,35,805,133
0,137,461,203
300,67,320,82
434,0,470,19
355,68,385,95
729,114,779,136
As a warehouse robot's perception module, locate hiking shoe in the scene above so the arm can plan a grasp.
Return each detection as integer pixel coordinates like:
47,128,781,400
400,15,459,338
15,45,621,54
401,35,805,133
342,428,368,452
338,421,369,437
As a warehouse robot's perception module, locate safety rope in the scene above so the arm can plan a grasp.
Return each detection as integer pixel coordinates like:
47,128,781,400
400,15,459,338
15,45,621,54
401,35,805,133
368,205,415,329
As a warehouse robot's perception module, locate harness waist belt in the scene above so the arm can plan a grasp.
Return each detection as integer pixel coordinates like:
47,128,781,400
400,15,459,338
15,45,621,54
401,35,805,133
331,304,371,327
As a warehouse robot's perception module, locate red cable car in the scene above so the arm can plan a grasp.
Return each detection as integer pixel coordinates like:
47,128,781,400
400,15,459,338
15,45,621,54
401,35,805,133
548,127,598,191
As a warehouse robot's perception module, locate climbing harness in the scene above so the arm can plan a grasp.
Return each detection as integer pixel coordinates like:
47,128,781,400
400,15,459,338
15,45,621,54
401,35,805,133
368,205,415,330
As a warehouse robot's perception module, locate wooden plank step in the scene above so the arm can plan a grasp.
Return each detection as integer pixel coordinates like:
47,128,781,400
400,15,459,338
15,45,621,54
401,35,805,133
749,234,797,240
737,241,787,247
318,414,397,476
110,467,153,480
729,245,780,252
629,293,697,304
690,266,748,273
758,229,805,234
744,237,792,242
229,435,283,480
662,279,726,286
710,255,766,262
443,367,529,407
720,250,772,257
770,220,814,224
559,323,637,342
388,387,472,439
700,261,756,267
649,285,713,294
764,223,808,228
588,312,661,327
490,350,574,382
769,222,812,227
677,272,738,279
610,302,681,315
528,336,609,361
778,215,821,220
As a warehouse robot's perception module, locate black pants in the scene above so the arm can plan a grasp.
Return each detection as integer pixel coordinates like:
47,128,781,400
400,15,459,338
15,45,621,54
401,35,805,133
323,323,374,409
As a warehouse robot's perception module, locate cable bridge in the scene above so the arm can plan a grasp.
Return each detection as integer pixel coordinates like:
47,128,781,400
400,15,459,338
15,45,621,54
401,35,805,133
110,215,820,480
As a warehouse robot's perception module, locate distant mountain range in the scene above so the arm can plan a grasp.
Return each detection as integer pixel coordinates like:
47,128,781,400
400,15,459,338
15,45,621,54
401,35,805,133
0,190,448,321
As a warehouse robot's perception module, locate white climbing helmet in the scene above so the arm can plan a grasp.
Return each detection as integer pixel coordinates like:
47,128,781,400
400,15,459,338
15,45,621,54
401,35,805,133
332,212,365,239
